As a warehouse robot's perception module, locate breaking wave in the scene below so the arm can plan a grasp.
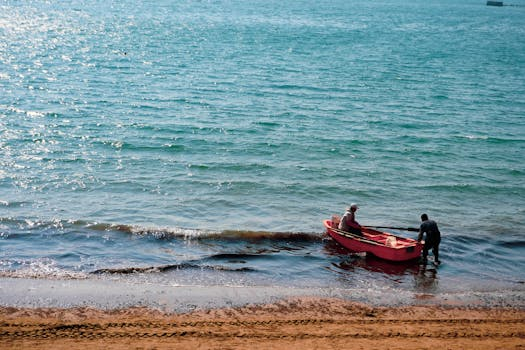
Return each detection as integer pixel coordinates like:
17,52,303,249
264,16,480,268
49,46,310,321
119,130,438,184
91,263,257,275
0,217,323,242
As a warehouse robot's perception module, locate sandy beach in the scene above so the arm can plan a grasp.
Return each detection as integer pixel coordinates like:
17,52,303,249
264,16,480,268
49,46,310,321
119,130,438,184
1,297,524,350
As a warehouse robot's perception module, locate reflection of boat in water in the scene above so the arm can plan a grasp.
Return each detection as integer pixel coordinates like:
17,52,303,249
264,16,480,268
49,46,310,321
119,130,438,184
323,218,423,262
324,239,420,276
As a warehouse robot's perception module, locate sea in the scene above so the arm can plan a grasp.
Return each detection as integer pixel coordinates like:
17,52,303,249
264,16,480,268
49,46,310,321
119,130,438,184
1,0,524,311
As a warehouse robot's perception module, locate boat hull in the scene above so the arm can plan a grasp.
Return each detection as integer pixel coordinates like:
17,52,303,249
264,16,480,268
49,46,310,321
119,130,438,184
324,219,422,262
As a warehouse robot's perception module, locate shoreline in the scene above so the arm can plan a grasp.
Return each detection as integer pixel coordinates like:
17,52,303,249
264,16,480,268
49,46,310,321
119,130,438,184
0,277,525,313
1,277,525,312
1,277,524,349
1,297,524,350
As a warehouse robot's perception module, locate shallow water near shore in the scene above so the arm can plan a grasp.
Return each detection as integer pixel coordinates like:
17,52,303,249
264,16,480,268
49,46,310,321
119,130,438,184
1,0,525,308
1,219,524,309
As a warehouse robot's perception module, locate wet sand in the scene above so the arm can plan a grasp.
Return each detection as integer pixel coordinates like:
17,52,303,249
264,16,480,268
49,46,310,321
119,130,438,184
1,297,524,350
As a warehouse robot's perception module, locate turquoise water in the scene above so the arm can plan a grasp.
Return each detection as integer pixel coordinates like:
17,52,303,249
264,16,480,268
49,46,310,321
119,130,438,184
1,0,524,306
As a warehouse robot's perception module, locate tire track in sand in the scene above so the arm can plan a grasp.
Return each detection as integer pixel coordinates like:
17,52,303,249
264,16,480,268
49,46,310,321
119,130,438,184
1,318,524,340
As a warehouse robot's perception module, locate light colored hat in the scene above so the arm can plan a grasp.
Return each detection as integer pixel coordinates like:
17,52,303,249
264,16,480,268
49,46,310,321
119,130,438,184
347,203,359,210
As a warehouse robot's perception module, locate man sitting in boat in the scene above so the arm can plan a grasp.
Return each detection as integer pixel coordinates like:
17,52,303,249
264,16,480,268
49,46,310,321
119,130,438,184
338,204,362,235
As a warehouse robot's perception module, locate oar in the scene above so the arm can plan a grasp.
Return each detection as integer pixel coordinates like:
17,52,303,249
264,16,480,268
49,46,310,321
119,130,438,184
365,226,419,232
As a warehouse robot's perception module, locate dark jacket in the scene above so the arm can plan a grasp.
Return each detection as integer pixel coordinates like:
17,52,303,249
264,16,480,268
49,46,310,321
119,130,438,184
418,219,441,244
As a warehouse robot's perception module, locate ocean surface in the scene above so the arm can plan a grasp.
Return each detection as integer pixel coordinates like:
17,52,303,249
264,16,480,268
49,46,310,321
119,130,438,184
1,0,524,309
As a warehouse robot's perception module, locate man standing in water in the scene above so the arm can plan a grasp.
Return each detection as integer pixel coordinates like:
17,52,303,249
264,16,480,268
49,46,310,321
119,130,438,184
339,203,362,235
418,213,441,265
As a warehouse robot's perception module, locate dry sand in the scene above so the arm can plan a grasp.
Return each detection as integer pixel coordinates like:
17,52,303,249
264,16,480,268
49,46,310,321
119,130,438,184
1,297,524,349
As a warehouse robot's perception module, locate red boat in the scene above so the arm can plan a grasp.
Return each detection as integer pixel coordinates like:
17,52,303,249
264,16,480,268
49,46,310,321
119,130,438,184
324,218,423,262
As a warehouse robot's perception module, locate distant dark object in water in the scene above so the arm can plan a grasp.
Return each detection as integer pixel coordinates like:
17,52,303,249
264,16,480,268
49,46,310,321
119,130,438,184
486,1,503,6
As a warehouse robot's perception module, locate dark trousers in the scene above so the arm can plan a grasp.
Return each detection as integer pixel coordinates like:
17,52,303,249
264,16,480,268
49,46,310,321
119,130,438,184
422,239,440,262
347,227,362,236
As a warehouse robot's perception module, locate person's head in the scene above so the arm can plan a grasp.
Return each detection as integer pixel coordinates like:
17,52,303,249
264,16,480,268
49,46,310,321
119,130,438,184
421,213,429,221
349,203,358,212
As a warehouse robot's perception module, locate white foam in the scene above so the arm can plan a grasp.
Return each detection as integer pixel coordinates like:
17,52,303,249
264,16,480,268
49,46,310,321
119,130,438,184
0,259,88,280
